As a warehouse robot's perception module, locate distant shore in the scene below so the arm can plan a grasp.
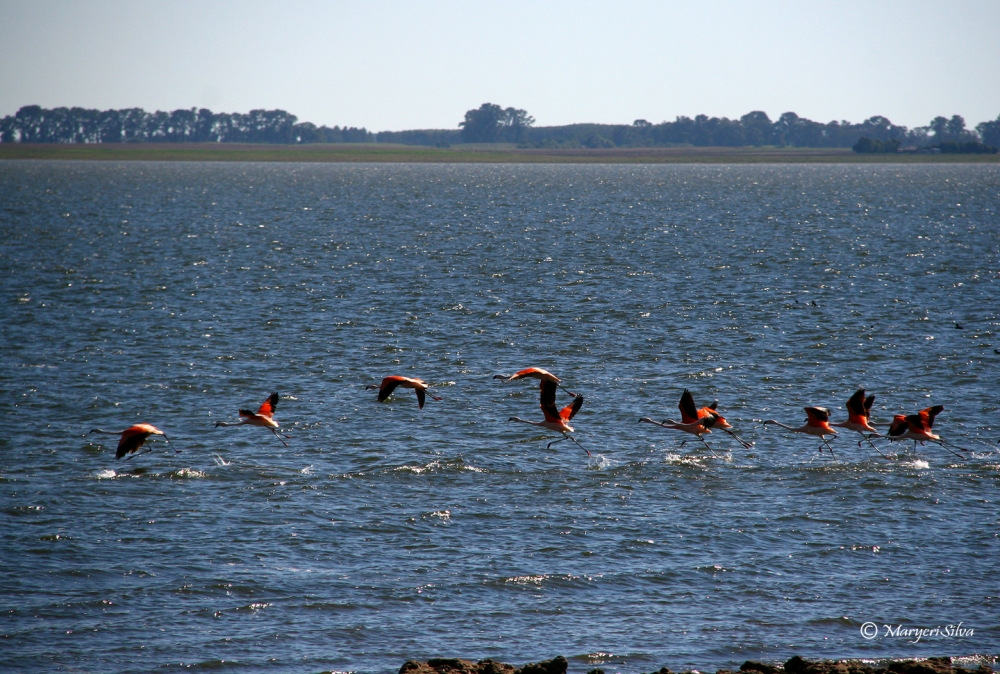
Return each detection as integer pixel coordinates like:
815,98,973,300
2,143,999,164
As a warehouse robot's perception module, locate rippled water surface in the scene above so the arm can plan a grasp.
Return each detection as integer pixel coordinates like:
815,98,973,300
2,161,999,673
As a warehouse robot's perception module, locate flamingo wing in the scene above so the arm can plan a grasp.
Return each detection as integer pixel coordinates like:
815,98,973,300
539,380,561,422
845,389,866,417
560,394,584,421
513,367,560,383
257,392,279,417
415,387,426,409
116,426,151,459
377,377,403,402
887,415,908,437
805,406,831,423
698,413,719,430
678,390,699,424
238,409,255,418
864,394,875,416
918,405,944,430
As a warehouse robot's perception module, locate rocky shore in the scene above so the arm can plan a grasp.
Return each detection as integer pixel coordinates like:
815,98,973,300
398,655,995,674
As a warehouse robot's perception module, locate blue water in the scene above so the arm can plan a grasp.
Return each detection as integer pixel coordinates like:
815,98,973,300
1,161,998,674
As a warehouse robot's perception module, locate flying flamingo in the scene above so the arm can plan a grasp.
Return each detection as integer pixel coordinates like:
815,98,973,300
366,376,442,409
507,379,588,455
215,392,290,446
677,389,753,449
887,405,969,459
89,423,177,460
638,413,723,456
829,388,891,459
494,367,577,397
763,406,838,457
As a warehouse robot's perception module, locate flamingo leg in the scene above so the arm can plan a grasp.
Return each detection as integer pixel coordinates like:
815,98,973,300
932,441,968,460
162,434,181,454
568,435,591,457
271,428,290,448
857,432,892,460
938,439,973,454
723,428,753,449
697,435,722,459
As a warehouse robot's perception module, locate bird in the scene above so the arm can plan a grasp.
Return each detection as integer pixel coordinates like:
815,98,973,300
215,392,290,446
366,376,441,409
89,423,176,460
507,379,588,455
829,388,891,459
763,406,838,456
494,367,577,397
887,405,969,458
638,413,723,456
676,389,753,449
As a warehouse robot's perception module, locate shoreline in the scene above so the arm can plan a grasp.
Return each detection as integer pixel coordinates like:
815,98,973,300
397,656,997,674
2,143,999,164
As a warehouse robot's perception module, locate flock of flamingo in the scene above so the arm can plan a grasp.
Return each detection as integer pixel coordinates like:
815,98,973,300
88,367,982,463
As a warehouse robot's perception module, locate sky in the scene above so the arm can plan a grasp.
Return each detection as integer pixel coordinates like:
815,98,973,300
1,0,999,132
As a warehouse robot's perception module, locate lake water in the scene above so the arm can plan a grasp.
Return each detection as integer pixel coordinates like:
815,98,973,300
1,161,998,674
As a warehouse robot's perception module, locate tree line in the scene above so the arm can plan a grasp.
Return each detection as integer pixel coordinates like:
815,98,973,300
3,103,999,150
0,105,372,144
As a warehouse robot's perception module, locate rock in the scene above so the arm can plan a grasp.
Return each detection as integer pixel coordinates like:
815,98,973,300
517,656,569,674
888,659,953,674
742,662,780,674
398,657,563,674
399,659,517,674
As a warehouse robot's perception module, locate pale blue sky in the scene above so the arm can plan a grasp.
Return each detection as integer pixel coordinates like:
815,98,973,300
1,0,998,131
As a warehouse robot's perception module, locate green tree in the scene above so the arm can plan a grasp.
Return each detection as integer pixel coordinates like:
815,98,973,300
929,116,948,139
459,103,533,142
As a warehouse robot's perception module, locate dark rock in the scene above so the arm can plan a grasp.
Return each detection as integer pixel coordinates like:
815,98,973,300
785,657,809,674
742,661,780,674
888,659,953,674
481,660,518,674
517,656,568,674
587,669,606,674
399,659,517,674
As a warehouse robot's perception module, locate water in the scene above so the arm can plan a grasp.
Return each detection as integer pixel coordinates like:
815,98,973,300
1,161,998,674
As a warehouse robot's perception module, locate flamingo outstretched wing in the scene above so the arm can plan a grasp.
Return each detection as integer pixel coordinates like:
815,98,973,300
918,405,944,430
257,392,279,418
539,380,561,422
845,389,867,420
805,407,831,424
560,394,584,421
116,426,150,459
376,377,403,402
679,390,699,424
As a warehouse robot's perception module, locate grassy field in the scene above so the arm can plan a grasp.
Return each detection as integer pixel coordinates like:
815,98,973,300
1,143,998,163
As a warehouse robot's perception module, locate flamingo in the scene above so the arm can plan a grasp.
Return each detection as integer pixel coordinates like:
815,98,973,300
215,392,290,446
494,367,577,397
677,389,753,449
366,376,442,409
829,388,891,459
763,406,838,456
638,413,723,456
887,405,969,458
507,379,588,455
89,423,176,460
